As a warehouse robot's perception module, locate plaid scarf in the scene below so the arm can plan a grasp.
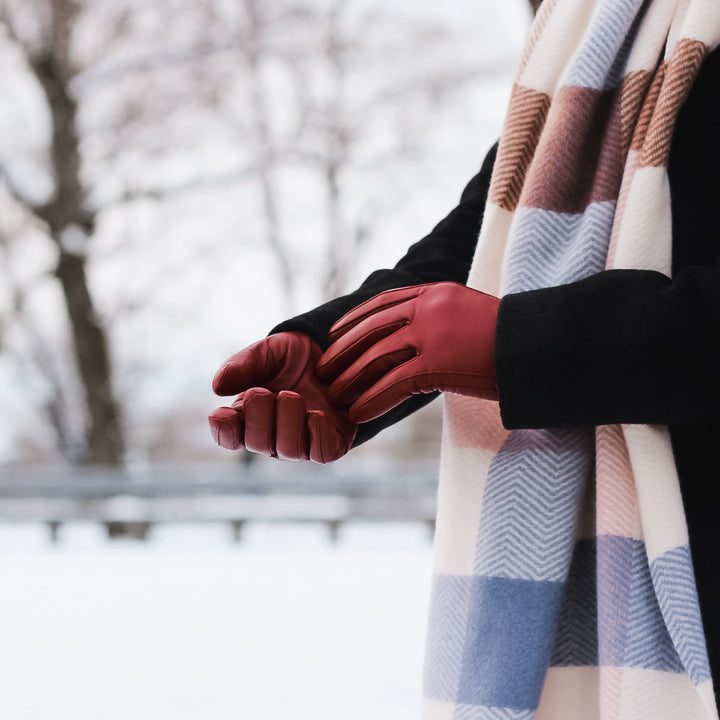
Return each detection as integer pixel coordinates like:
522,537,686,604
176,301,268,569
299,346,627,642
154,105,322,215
424,1,720,718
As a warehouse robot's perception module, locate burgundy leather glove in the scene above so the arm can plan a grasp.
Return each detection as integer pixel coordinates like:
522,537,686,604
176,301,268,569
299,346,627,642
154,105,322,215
209,331,357,463
316,282,500,423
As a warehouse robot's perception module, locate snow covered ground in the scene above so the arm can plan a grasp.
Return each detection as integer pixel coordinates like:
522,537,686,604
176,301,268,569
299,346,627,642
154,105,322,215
0,522,434,720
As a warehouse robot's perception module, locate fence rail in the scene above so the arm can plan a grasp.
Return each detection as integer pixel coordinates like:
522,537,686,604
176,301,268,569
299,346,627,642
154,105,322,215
0,461,439,542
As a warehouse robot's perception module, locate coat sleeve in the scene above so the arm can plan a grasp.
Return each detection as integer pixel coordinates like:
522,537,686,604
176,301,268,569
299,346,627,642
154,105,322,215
270,143,498,446
495,266,720,429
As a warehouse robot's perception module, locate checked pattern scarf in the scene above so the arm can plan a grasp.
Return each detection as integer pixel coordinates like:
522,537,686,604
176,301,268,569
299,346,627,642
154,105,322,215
423,1,720,718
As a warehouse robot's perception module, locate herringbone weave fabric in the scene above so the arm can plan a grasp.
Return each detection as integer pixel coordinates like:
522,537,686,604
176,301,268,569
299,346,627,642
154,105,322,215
423,1,720,718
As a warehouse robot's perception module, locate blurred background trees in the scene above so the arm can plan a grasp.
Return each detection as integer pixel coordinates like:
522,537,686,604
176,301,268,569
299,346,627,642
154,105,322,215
0,0,529,468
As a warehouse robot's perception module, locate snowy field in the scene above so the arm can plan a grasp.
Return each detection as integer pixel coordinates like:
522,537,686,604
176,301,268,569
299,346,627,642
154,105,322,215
0,522,434,720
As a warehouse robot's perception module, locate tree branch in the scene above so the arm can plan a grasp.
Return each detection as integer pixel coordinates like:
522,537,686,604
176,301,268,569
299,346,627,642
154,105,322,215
102,165,256,208
72,38,237,95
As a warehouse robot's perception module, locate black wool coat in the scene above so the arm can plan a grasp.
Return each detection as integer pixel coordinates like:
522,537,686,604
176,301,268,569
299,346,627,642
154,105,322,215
273,47,720,694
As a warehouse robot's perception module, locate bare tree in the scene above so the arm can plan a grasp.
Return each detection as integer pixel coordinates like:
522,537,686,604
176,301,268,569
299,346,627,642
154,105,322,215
0,0,124,465
0,0,252,464
215,0,507,305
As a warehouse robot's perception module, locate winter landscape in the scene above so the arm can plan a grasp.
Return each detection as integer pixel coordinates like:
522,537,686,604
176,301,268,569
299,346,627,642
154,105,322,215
0,1,530,717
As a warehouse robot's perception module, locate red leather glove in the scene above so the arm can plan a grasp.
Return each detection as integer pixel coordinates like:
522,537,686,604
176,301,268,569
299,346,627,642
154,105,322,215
209,331,357,463
316,282,500,423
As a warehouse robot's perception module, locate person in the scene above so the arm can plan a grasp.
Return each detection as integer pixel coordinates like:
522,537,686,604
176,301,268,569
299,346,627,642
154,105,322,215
210,20,720,710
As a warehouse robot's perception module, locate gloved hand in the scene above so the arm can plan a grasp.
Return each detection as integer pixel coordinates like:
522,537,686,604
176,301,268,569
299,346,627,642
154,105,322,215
209,331,357,463
316,282,500,423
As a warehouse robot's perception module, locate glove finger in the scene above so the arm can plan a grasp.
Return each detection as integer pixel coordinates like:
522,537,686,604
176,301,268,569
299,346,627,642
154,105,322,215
307,410,350,464
327,285,421,342
348,363,424,423
242,387,278,456
213,333,303,396
208,406,245,450
275,391,310,461
317,303,414,382
327,342,417,407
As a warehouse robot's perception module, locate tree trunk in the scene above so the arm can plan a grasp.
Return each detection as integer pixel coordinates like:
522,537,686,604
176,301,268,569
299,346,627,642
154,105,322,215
54,249,124,465
27,2,125,466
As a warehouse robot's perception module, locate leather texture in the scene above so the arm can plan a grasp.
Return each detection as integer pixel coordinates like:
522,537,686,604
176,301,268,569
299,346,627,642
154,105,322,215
209,331,357,463
316,282,500,423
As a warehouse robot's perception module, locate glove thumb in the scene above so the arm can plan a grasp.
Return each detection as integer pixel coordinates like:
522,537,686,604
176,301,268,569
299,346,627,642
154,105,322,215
213,332,314,396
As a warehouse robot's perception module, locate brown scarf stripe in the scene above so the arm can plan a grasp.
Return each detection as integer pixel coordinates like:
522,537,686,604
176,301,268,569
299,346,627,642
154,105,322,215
520,84,628,213
489,38,710,215
640,37,707,168
630,61,666,154
488,84,552,211
489,42,707,216
619,69,655,156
